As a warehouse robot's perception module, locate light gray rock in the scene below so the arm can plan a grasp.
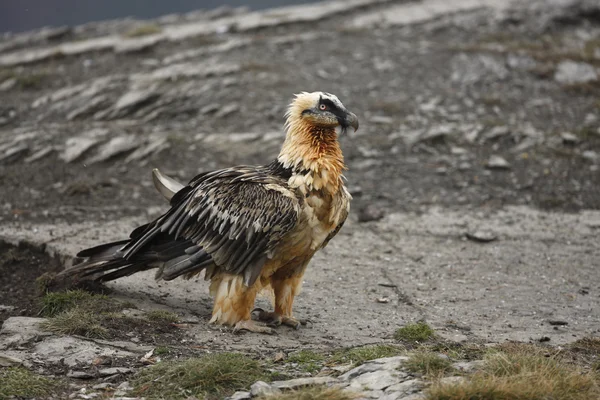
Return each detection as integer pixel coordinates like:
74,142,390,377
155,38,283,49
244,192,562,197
229,391,251,400
60,129,109,163
554,61,597,84
110,88,160,117
67,370,95,379
92,383,113,390
506,54,537,70
124,137,170,163
397,394,426,400
250,380,279,396
348,370,400,391
115,36,163,53
481,126,510,142
33,336,135,367
385,379,423,394
561,132,579,145
0,353,23,366
0,78,16,91
486,155,510,169
370,116,394,125
98,367,134,376
0,143,28,164
215,103,240,118
25,146,54,163
0,317,50,349
271,376,337,390
87,135,140,164
438,376,466,385
67,95,109,120
451,54,508,84
582,150,598,162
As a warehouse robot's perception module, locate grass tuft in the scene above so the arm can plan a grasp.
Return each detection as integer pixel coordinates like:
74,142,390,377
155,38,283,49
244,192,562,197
0,367,62,399
132,353,267,399
124,23,162,37
405,351,454,377
287,350,325,374
41,307,108,338
39,290,97,317
146,310,180,323
426,343,600,400
258,386,357,400
395,322,435,342
331,345,404,366
154,346,171,356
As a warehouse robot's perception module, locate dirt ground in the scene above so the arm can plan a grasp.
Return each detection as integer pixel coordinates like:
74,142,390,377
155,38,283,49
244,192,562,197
1,0,599,357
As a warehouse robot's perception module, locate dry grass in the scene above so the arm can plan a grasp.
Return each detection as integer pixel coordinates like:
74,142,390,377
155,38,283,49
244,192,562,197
395,322,435,342
0,367,62,399
131,353,267,399
426,343,600,400
258,386,357,400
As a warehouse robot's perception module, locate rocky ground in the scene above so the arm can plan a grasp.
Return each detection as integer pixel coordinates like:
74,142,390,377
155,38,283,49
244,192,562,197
0,0,599,398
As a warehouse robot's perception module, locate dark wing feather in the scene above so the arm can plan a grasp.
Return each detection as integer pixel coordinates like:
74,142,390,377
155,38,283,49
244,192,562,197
121,166,301,286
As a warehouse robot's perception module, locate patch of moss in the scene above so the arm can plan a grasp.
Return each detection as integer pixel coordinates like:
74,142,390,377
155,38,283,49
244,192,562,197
146,310,180,323
15,72,51,90
124,23,162,37
39,290,119,317
331,345,404,366
39,290,96,317
132,353,267,399
404,351,454,377
154,346,171,356
427,342,486,361
287,350,325,374
395,322,435,342
0,367,62,399
41,307,108,338
258,386,357,400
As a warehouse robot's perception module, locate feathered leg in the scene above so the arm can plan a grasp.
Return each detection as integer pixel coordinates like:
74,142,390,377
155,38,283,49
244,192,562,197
209,274,274,334
255,262,309,329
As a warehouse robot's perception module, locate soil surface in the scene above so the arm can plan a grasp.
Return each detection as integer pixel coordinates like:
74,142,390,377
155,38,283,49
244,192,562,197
0,0,599,368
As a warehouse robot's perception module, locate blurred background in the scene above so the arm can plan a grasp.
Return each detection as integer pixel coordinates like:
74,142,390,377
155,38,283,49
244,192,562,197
0,1,321,33
0,0,599,222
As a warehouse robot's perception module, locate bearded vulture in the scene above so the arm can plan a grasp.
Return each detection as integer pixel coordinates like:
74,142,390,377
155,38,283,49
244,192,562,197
59,92,358,334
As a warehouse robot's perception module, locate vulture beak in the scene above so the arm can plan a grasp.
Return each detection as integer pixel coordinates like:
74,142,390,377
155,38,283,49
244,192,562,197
346,112,359,132
152,168,185,202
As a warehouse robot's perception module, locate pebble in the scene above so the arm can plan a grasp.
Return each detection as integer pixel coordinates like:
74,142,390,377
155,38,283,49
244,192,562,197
485,155,510,169
465,231,497,243
560,132,579,145
67,371,95,379
358,204,385,223
582,150,598,162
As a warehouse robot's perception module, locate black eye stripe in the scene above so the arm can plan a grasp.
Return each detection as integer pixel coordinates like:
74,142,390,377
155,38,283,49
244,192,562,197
320,99,337,110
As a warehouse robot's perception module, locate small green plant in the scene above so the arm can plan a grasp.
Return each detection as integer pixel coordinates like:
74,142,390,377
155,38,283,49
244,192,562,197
146,310,180,323
405,351,454,377
395,322,435,342
0,367,62,399
124,23,162,38
331,345,404,366
287,350,325,374
132,353,267,399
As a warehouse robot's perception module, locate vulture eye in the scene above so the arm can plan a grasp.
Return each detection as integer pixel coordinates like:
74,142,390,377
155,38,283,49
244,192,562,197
319,104,328,111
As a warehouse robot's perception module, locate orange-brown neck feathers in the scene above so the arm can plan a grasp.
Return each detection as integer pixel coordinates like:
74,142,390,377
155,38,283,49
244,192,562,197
278,94,345,191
